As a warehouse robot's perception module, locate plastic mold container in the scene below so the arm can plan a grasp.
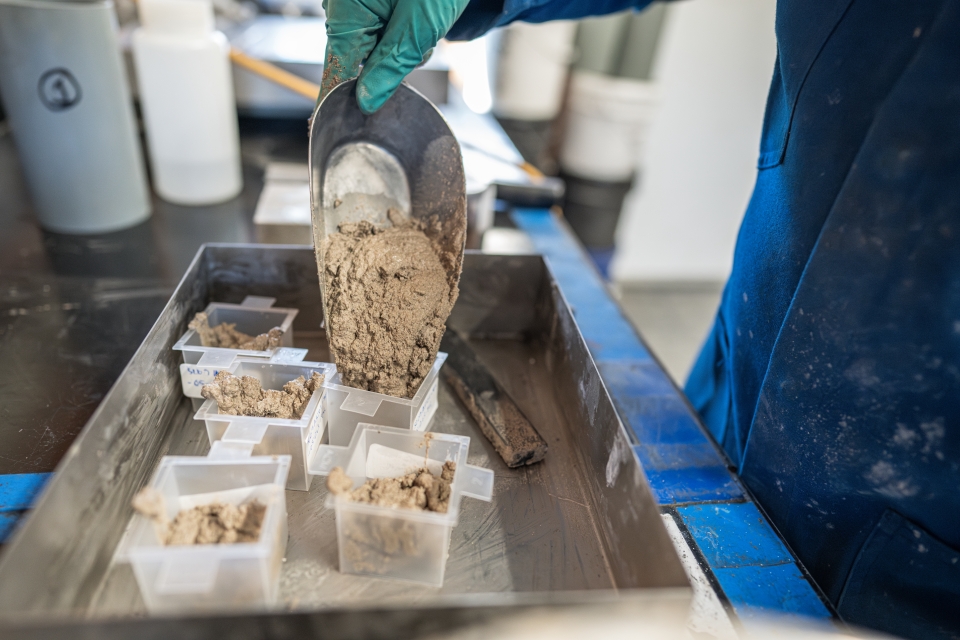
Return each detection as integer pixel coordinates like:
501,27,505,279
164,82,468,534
194,360,336,491
120,449,291,614
173,296,304,398
324,352,446,447
310,425,494,587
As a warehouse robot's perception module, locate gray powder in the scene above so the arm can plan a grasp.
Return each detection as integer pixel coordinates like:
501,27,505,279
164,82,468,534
200,370,324,419
323,216,457,398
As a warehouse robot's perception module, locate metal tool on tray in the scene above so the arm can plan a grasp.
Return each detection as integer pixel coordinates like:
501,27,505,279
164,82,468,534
441,330,548,467
308,78,467,342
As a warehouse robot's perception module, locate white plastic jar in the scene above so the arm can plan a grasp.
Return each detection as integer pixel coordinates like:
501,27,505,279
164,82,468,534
133,0,242,205
559,71,660,182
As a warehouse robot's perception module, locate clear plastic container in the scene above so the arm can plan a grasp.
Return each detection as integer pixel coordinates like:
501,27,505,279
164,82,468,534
310,425,494,587
119,450,291,613
194,360,336,491
173,296,298,363
173,296,303,399
324,352,447,447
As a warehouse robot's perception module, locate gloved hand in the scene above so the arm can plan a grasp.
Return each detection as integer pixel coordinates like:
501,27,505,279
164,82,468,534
319,0,470,114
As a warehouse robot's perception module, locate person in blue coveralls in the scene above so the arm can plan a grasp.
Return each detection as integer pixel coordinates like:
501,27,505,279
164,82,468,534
317,1,960,638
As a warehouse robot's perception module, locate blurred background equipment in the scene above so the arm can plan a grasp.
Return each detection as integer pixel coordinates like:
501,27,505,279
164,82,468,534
484,8,665,277
477,0,775,381
492,21,577,171
133,0,243,205
612,0,776,382
613,0,775,285
560,7,665,277
229,45,323,100
0,0,151,233
226,16,449,118
559,70,659,275
226,16,326,116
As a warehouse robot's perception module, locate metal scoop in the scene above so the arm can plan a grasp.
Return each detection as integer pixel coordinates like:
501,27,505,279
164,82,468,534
308,79,467,333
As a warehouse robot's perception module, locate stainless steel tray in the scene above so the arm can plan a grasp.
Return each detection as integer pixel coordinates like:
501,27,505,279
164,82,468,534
0,246,689,636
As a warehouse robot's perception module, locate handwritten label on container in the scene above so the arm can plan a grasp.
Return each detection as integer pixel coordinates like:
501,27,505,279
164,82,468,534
412,378,439,432
305,391,327,463
180,364,221,398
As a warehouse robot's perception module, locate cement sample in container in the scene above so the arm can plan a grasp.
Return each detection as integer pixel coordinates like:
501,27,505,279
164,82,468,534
326,462,456,514
132,487,266,545
201,370,324,419
189,311,283,350
323,213,458,399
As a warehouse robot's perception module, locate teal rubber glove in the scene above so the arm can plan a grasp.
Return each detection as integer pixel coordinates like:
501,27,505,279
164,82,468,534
319,0,470,114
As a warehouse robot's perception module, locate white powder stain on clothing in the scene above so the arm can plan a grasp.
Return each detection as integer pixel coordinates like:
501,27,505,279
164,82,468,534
865,460,919,498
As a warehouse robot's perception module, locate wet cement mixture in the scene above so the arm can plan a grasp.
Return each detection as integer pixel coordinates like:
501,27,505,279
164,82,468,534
327,461,456,514
189,312,283,351
132,487,266,545
201,370,324,419
323,212,458,399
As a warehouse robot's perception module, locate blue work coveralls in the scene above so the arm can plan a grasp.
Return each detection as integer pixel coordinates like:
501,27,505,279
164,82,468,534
451,1,960,638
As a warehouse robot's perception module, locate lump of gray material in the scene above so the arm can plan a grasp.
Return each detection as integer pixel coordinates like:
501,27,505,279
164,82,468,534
323,216,457,399
189,312,283,351
201,370,324,419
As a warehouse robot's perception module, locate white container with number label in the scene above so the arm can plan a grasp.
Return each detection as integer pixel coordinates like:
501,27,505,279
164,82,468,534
0,0,151,232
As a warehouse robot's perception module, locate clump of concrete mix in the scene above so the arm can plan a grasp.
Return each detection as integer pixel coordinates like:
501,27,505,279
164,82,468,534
201,370,324,419
323,212,458,399
189,312,284,351
326,462,456,513
132,487,266,545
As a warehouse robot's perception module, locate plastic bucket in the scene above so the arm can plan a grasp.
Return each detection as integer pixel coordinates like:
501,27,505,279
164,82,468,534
560,171,634,249
560,71,659,182
0,0,151,233
493,21,577,121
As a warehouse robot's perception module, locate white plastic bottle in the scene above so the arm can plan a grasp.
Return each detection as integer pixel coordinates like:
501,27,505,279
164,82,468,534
133,0,242,205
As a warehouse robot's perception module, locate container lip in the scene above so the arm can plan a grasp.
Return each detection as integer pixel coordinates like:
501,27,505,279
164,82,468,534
202,301,299,316
157,455,291,466
325,375,417,406
356,424,472,447
325,493,460,525
323,352,447,406
227,360,336,376
194,386,324,427
172,334,283,356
